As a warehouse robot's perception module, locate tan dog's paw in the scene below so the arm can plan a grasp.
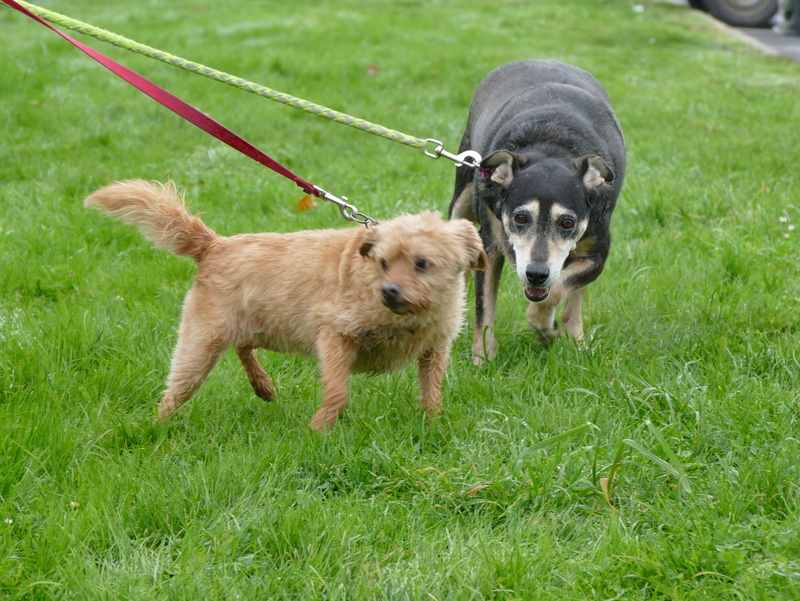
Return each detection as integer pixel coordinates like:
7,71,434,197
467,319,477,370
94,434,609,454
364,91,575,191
418,399,443,418
157,396,178,421
308,406,340,433
251,376,275,401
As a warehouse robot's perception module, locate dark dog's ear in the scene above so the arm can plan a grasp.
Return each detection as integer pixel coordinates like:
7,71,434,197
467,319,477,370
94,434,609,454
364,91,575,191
448,219,489,271
574,155,614,191
480,150,516,188
359,229,378,258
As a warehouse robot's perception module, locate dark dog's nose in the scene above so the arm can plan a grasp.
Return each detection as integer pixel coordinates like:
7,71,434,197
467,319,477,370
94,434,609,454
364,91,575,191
525,265,550,287
382,282,405,311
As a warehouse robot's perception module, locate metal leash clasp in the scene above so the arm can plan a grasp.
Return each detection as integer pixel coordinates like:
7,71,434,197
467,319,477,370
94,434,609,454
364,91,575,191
314,187,379,227
423,138,482,169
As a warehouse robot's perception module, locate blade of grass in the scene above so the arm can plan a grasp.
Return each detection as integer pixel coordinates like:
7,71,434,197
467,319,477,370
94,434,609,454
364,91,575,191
645,419,692,495
515,422,594,470
623,437,692,495
602,435,628,510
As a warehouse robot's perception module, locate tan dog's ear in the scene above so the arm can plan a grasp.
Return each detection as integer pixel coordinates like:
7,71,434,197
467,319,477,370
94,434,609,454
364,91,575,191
448,219,488,271
359,229,378,258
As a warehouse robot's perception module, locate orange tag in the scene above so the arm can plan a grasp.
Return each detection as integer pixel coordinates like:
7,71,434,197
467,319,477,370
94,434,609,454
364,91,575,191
295,195,317,212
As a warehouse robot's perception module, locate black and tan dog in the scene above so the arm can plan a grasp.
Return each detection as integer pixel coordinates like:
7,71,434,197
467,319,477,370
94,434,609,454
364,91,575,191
449,60,626,363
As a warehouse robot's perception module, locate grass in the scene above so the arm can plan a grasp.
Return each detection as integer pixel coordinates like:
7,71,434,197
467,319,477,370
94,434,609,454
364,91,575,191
1,0,800,598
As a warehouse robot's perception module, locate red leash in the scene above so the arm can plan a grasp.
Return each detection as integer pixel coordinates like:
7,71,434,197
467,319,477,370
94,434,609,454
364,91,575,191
4,0,376,225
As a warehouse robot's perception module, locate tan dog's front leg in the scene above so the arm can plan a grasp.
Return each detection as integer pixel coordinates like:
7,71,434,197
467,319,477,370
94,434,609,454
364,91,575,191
417,345,451,417
309,330,357,432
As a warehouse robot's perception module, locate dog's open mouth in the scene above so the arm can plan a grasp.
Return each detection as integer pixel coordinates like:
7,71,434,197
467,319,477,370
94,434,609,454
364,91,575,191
525,286,550,302
383,296,413,315
386,302,410,315
384,298,427,316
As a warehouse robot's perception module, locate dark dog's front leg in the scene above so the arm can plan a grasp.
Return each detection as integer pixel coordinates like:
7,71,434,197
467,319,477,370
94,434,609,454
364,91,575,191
472,249,504,364
559,286,587,339
309,330,357,432
527,245,605,342
417,345,451,417
526,285,566,343
450,181,502,364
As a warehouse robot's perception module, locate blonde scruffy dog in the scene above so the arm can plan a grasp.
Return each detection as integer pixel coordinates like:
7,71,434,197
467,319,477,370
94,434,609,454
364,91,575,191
86,180,487,431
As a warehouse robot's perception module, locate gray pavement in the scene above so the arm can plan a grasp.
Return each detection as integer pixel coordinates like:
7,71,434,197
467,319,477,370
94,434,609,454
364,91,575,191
737,26,800,61
678,1,800,62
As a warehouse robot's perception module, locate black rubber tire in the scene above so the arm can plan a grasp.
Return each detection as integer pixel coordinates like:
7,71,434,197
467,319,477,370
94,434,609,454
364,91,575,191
687,0,706,9
703,0,778,27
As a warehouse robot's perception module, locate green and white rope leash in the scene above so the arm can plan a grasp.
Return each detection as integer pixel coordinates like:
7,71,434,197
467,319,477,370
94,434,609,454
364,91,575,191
15,0,481,169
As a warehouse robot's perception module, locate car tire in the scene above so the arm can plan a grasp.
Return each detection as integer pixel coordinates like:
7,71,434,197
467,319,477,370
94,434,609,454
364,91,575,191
702,0,778,27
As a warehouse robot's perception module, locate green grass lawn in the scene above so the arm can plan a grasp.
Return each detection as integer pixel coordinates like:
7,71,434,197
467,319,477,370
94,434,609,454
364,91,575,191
2,0,799,598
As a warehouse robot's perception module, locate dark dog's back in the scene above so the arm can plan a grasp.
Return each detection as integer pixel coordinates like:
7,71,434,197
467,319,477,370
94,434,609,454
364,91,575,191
454,60,626,219
463,60,614,142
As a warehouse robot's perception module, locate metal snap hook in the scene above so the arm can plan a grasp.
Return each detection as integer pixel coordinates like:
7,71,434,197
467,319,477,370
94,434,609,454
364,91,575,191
423,138,481,168
315,187,380,227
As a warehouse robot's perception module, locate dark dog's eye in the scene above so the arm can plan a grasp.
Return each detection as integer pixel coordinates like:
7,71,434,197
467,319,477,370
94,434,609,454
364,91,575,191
561,218,576,230
415,258,429,271
381,259,389,271
513,213,528,225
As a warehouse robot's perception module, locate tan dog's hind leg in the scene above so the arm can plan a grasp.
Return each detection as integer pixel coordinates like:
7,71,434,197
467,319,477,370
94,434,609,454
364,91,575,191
158,289,229,420
560,287,586,340
309,331,357,432
418,346,450,417
159,334,227,420
235,345,275,400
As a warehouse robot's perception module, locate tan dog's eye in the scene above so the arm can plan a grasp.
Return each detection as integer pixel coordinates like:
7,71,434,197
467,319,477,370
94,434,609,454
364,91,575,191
415,258,429,271
561,218,575,230
513,213,528,225
381,259,389,271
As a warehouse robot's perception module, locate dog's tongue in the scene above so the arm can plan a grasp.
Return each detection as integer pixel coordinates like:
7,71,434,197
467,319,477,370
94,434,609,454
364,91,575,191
526,286,549,301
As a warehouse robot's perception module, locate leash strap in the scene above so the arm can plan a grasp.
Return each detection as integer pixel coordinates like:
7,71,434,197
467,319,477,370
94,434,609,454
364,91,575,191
3,0,377,225
10,0,481,171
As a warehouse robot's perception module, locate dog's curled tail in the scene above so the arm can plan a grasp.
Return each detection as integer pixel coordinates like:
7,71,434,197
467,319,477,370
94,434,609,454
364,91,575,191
85,179,216,262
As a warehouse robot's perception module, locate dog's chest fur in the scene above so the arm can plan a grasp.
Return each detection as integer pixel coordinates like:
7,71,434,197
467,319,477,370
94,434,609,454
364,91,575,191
350,318,441,374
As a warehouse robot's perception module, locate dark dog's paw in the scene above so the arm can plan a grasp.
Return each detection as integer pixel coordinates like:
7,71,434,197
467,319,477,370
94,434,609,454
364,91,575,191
531,323,560,346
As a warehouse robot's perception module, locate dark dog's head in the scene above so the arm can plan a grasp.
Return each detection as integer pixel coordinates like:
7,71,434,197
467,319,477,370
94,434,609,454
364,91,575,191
359,212,487,315
479,150,613,302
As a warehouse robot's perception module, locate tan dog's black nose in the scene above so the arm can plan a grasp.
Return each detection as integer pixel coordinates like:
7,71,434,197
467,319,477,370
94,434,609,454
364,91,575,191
382,282,406,312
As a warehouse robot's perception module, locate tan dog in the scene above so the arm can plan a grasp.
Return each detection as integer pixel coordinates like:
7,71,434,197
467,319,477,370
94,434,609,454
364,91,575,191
85,180,487,431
